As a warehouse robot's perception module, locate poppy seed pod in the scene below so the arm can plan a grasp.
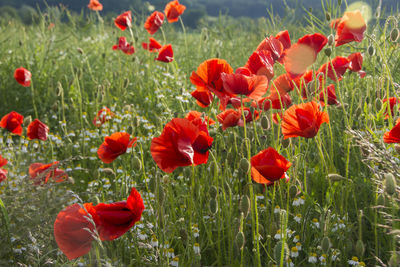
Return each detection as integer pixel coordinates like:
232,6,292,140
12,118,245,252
385,173,397,195
325,12,331,22
324,47,332,57
368,45,375,56
355,239,365,256
327,34,335,46
239,158,250,173
321,236,331,253
234,231,245,250
261,115,270,130
132,156,142,170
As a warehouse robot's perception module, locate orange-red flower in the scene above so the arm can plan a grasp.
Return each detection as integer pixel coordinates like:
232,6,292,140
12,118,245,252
0,111,24,136
151,118,213,173
317,56,350,81
27,119,49,141
347,52,366,78
384,118,400,143
112,37,135,55
164,0,186,23
54,187,144,260
332,10,366,47
383,97,399,119
284,33,328,78
93,107,114,127
281,101,329,139
251,147,291,186
142,37,162,52
144,11,164,35
14,67,31,87
244,50,274,79
217,107,259,130
155,44,173,62
190,58,234,109
319,84,339,106
221,72,269,100
29,161,68,185
185,111,215,131
0,155,8,182
88,0,103,11
256,36,284,62
114,11,132,31
98,132,137,163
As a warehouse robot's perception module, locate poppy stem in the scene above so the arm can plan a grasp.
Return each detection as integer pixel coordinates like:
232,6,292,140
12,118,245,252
29,80,39,119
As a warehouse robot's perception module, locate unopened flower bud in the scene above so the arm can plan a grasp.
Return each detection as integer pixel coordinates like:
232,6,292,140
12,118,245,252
209,198,218,214
324,47,332,57
209,186,218,199
239,158,250,173
321,236,331,253
368,45,375,56
385,173,397,195
261,115,270,130
355,239,365,256
390,28,399,42
235,231,245,250
132,156,142,170
239,195,251,218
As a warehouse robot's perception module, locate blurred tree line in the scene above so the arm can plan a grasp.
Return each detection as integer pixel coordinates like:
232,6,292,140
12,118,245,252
0,0,398,27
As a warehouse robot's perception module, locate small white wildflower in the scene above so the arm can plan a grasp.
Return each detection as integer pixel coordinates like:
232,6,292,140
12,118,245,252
308,253,318,263
274,229,282,240
167,248,175,258
193,243,200,254
348,256,359,265
293,235,300,243
150,235,158,247
294,214,302,223
274,205,280,214
296,242,302,251
291,246,299,258
170,256,179,267
311,218,320,229
319,254,327,265
292,197,300,206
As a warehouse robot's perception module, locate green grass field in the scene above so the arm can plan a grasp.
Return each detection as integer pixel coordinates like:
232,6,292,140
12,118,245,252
0,1,399,266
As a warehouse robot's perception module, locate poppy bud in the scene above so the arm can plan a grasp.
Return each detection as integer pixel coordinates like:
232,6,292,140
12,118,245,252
51,101,58,112
355,239,365,256
308,7,313,13
261,115,270,130
239,195,251,218
377,193,385,206
374,98,382,111
209,186,218,199
389,253,400,267
375,7,381,18
281,138,290,148
273,241,289,265
385,173,397,195
321,236,331,253
158,186,165,205
209,198,218,214
23,116,32,126
289,185,298,198
162,174,169,184
132,156,142,170
327,34,335,46
390,28,399,42
77,47,84,54
180,228,188,244
395,144,400,154
327,173,346,181
368,45,375,56
325,12,331,22
337,0,342,6
102,168,116,177
234,231,245,250
324,48,332,57
239,158,250,173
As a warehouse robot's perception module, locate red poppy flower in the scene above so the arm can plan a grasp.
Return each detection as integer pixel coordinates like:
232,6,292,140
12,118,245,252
29,161,68,185
244,50,274,79
93,107,114,127
217,107,259,130
319,84,339,106
14,67,31,87
221,72,269,100
54,203,96,260
292,70,315,99
164,0,186,23
155,44,173,63
0,155,8,182
269,73,294,94
284,33,328,78
54,188,144,260
190,58,234,109
151,118,213,173
256,36,284,62
272,112,284,125
185,111,215,131
142,37,162,52
88,0,103,11
347,52,366,78
27,119,49,141
332,10,366,47
0,111,24,136
317,56,350,81
251,147,291,186
90,187,144,241
275,30,291,63
114,11,132,31
268,92,292,110
384,118,400,143
281,101,329,139
112,37,135,55
98,132,137,164
383,97,400,119
144,11,164,35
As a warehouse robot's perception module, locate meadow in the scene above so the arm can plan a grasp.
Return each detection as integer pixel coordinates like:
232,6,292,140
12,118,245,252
0,1,399,266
